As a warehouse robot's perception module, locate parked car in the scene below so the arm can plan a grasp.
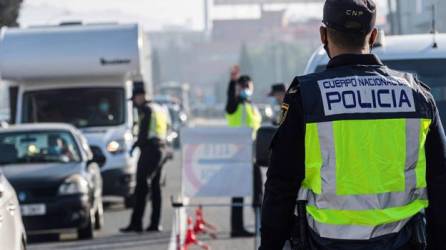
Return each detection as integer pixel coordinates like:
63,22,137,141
0,123,103,239
0,170,27,250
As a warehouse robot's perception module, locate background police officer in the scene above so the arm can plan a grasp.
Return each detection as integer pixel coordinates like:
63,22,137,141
121,85,168,233
268,83,287,125
260,0,446,249
226,65,262,237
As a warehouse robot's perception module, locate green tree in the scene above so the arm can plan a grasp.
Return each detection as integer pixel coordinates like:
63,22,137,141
0,0,23,27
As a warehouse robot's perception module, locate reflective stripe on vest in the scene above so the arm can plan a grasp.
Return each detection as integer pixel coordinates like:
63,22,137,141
226,103,262,135
148,104,168,140
298,118,431,240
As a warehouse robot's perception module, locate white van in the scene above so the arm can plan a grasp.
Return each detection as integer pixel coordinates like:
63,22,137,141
304,33,446,122
0,23,153,205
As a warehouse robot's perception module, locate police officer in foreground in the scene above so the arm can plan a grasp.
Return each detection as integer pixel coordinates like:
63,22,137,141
260,0,446,249
121,85,168,233
226,65,262,237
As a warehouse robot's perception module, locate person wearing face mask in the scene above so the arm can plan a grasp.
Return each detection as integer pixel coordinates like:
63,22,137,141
91,98,115,126
268,83,287,125
260,0,446,249
225,65,262,238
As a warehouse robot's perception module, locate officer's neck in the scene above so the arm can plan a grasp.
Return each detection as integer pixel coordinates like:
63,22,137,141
329,46,370,58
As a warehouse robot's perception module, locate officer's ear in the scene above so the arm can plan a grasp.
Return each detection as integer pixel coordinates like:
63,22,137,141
368,28,378,48
320,26,328,46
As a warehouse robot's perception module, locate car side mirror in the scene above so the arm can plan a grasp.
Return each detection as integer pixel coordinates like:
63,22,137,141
255,126,278,167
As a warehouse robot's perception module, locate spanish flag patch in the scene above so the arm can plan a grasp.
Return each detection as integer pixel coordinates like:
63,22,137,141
279,103,289,125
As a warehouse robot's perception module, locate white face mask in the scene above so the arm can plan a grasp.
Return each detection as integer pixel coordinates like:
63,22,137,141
240,89,253,99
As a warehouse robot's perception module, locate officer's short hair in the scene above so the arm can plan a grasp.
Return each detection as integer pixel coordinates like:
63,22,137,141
327,27,369,49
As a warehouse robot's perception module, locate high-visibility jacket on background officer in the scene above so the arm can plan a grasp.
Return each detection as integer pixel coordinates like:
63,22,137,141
260,0,446,249
225,67,262,238
225,100,262,134
121,86,168,233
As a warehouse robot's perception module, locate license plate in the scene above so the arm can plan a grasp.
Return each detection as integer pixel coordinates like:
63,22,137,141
21,204,46,216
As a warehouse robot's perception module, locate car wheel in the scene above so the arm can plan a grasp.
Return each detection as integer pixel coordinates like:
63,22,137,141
94,199,104,230
78,209,95,240
124,195,135,209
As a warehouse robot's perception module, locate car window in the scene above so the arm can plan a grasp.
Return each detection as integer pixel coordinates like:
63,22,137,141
0,130,81,166
22,88,125,128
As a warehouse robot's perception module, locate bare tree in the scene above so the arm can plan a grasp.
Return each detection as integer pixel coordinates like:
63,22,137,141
0,0,23,27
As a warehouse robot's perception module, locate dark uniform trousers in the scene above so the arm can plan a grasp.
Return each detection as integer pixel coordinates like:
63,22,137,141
130,140,165,228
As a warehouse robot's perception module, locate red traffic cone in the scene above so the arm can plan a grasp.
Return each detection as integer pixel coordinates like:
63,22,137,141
183,216,209,250
193,206,217,239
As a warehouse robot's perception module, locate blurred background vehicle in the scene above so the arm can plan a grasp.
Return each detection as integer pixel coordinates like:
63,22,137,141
0,123,103,240
158,82,191,117
0,170,27,250
154,95,188,148
0,23,152,207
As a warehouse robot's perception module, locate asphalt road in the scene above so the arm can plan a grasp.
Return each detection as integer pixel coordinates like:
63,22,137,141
27,147,260,250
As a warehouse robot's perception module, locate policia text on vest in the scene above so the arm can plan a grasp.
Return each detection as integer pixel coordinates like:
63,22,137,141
319,75,414,116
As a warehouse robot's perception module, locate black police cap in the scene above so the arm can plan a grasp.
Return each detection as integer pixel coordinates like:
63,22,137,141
268,83,286,96
323,0,377,34
130,81,146,100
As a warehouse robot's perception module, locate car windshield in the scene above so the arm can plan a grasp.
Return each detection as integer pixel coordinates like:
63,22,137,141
22,88,125,128
0,131,81,166
315,58,446,123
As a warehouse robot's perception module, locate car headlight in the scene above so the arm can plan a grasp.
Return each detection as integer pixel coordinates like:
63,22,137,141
106,139,127,154
59,175,89,195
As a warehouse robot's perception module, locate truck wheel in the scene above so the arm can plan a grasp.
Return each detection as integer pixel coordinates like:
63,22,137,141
94,199,104,230
78,209,95,240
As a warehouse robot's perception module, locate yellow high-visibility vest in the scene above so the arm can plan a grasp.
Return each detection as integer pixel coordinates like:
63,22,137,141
225,102,262,137
297,69,432,240
148,103,168,140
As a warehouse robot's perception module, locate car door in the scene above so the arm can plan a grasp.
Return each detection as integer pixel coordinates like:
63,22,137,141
0,172,20,250
76,132,102,199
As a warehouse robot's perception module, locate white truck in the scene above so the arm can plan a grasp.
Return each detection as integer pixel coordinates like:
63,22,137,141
0,23,153,205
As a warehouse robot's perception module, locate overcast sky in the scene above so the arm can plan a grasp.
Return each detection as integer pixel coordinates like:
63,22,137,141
19,0,388,31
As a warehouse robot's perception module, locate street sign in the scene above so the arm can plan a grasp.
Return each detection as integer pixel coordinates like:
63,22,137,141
181,127,253,198
214,0,323,5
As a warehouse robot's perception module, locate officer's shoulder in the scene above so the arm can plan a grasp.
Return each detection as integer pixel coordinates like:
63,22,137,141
384,66,431,91
287,72,324,95
141,104,152,113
